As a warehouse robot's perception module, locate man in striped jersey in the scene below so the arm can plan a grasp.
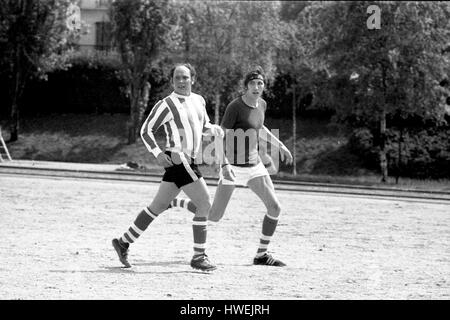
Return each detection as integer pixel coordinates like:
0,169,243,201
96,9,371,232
169,66,293,267
112,63,224,271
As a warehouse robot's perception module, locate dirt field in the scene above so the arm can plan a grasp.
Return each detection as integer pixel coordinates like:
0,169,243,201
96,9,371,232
0,173,449,300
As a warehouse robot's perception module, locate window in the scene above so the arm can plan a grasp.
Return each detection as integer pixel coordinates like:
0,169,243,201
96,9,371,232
95,21,112,51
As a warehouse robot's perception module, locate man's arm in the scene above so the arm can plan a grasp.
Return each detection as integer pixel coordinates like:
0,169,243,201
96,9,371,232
201,99,223,138
260,125,293,165
140,100,173,167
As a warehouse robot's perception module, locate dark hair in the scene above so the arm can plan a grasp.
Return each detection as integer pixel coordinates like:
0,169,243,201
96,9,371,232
243,66,265,87
170,63,197,81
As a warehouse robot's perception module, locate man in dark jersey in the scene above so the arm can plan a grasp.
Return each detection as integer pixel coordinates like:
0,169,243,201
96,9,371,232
170,66,293,266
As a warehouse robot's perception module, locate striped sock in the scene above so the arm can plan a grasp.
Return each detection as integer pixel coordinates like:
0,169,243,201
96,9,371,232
120,207,159,244
168,198,197,214
256,213,279,257
192,216,207,257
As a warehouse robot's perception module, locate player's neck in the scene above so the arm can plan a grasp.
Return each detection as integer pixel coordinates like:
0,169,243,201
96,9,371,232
242,94,259,108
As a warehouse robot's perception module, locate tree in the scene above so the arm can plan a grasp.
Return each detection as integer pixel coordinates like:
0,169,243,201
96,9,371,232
172,1,284,123
301,1,450,182
110,0,173,144
0,0,78,142
276,1,320,175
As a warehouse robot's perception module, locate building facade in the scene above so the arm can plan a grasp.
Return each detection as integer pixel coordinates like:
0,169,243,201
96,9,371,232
75,0,113,53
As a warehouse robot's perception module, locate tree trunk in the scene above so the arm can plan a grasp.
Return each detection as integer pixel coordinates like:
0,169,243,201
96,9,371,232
9,47,23,143
380,66,389,183
292,85,297,175
128,82,138,144
214,93,220,124
9,101,19,142
128,80,150,145
379,109,388,182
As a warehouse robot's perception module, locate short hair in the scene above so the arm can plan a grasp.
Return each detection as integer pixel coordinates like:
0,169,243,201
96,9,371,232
243,66,265,87
170,63,197,81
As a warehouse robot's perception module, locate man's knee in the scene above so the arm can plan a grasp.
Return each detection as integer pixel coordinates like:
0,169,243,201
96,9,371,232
194,198,211,217
208,207,225,222
267,200,281,218
150,200,171,215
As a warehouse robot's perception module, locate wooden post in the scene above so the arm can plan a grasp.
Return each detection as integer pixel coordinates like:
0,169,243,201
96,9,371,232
292,86,297,175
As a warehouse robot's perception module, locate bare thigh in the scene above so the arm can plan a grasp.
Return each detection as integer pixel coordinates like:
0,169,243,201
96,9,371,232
247,175,281,218
209,181,235,222
148,181,181,215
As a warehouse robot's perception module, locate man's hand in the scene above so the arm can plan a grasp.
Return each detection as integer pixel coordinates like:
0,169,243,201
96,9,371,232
280,145,293,165
156,152,173,168
209,124,224,138
221,164,235,182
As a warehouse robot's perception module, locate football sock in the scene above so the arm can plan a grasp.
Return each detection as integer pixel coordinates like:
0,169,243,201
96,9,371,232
168,198,197,214
192,216,207,257
120,207,159,244
256,213,279,257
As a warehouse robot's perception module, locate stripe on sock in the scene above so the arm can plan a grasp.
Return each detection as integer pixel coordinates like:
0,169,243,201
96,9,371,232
122,233,134,244
193,216,207,255
131,223,144,234
144,207,158,220
122,207,158,244
265,213,279,221
193,243,206,250
257,243,269,250
192,220,208,226
125,229,138,242
128,226,140,239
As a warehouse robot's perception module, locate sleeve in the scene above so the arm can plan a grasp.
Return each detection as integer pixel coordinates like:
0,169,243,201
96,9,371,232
140,100,172,158
201,96,214,132
220,102,238,129
261,98,267,115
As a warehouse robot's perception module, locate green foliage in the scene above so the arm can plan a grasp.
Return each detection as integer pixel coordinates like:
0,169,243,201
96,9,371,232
0,0,79,81
110,0,174,142
302,1,450,126
0,0,80,141
169,1,286,119
111,0,171,81
348,126,450,179
21,52,128,115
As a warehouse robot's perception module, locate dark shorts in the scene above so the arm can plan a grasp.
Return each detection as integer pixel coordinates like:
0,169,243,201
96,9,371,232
162,151,203,188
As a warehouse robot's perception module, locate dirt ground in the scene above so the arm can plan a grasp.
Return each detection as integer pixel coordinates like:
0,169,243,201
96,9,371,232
0,173,449,300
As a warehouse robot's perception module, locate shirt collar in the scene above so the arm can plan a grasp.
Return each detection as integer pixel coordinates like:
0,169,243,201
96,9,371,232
171,91,192,99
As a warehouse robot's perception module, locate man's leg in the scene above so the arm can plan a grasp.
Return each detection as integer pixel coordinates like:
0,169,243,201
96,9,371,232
247,175,286,267
208,182,235,222
112,181,180,267
168,180,235,222
182,177,216,271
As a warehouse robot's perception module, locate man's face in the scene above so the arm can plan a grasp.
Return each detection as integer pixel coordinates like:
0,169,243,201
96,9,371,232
246,78,265,98
172,66,193,96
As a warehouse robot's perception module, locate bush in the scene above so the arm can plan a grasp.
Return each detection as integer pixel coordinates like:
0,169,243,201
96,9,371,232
20,53,128,115
348,126,450,179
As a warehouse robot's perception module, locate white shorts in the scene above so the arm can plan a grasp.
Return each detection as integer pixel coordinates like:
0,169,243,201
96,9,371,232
219,161,269,186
